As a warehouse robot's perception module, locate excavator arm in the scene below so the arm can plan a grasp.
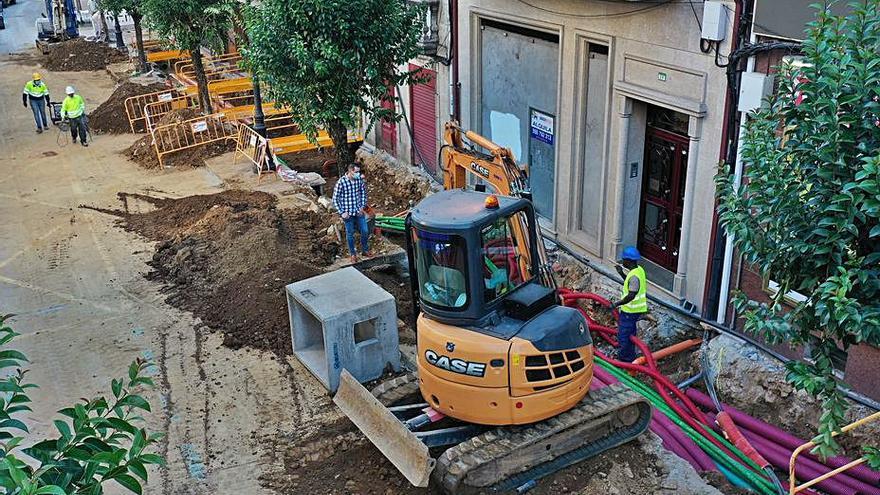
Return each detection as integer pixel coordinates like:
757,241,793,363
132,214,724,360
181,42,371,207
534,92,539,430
440,121,555,290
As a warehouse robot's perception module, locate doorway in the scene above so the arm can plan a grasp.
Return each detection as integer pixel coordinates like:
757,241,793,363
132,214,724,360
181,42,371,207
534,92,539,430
480,19,559,220
638,105,689,272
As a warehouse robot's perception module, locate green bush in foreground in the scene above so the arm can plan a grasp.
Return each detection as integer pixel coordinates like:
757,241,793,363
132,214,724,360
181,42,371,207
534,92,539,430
0,315,163,494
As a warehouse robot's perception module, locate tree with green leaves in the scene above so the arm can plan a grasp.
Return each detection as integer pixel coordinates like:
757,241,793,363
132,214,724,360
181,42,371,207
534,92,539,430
242,0,424,175
141,0,232,113
717,1,880,465
0,316,164,494
100,0,147,72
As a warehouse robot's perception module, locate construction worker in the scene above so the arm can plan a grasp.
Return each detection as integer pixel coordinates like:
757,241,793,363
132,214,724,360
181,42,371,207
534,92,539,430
22,73,51,133
610,246,648,363
61,86,88,147
332,163,371,263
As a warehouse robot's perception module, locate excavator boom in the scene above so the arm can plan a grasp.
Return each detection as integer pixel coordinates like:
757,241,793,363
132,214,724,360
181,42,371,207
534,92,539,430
441,121,555,289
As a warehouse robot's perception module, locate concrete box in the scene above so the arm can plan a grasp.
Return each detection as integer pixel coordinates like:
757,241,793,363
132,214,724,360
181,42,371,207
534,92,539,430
286,267,400,393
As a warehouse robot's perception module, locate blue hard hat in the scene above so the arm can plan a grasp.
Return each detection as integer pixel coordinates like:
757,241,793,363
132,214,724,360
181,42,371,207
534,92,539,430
621,246,641,261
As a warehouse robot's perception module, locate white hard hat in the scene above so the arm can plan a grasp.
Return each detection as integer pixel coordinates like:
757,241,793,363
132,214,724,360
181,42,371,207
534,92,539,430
65,86,75,94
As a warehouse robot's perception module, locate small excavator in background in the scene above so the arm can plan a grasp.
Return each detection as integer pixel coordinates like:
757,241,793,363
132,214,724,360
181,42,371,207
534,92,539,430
35,0,79,53
333,122,652,493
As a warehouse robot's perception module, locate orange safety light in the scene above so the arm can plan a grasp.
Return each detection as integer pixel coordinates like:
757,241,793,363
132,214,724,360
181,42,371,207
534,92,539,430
485,195,500,209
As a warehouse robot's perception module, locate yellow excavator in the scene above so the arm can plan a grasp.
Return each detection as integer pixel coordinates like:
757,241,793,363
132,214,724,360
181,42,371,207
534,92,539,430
333,122,651,493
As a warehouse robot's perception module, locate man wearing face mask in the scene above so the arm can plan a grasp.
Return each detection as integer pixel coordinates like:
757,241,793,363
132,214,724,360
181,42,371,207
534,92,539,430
332,163,371,263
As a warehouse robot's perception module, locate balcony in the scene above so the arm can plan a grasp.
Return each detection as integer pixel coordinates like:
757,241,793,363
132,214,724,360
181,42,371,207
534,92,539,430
408,0,440,55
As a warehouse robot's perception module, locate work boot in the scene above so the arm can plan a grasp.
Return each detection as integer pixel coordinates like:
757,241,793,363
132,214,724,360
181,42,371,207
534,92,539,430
36,128,43,134
72,138,77,144
82,142,88,147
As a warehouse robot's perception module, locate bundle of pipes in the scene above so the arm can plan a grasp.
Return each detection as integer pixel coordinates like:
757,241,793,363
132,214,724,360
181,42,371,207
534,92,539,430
590,365,716,472
559,289,781,494
687,389,880,495
564,288,880,495
374,215,405,233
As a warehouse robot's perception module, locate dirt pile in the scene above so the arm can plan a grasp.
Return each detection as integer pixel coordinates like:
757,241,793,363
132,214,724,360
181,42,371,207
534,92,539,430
124,108,236,168
44,39,128,71
92,190,413,357
356,149,435,215
88,81,169,134
87,190,338,356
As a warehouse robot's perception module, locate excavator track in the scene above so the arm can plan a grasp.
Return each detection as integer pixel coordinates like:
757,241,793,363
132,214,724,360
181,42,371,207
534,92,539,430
433,384,652,494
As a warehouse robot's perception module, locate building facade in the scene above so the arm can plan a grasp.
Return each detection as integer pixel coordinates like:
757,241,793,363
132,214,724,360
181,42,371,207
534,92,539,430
372,0,737,311
366,0,880,402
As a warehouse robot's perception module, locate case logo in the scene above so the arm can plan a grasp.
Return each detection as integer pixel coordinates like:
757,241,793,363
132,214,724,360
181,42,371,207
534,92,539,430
470,162,490,178
425,349,486,377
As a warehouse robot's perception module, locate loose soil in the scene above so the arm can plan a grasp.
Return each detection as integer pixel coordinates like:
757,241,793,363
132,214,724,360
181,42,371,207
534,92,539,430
276,149,335,175
124,108,237,168
88,81,169,134
262,431,705,495
358,152,433,215
88,189,417,357
44,38,128,71
85,190,337,356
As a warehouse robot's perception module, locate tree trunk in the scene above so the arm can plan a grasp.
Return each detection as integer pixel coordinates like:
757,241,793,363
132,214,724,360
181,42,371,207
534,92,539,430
98,10,110,43
328,119,354,177
190,47,213,114
132,13,147,73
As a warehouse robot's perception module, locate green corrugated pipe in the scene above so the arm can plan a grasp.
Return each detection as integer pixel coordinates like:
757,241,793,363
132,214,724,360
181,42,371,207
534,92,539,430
375,216,406,232
596,358,776,495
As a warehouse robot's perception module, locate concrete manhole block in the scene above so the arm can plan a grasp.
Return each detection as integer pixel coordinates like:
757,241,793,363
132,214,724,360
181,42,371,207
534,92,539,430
286,266,400,392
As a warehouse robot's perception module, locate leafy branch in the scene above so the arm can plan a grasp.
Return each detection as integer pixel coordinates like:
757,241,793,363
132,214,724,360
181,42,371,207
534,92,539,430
716,1,880,459
0,315,163,495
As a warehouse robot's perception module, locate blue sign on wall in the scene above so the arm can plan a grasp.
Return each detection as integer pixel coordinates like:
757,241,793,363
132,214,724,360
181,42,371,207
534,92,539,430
530,110,554,145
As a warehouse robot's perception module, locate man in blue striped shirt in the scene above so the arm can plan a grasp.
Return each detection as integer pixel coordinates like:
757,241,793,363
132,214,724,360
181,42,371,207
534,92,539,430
333,163,371,262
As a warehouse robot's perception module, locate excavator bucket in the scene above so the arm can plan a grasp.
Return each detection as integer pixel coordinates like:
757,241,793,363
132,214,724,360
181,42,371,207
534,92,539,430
332,370,436,487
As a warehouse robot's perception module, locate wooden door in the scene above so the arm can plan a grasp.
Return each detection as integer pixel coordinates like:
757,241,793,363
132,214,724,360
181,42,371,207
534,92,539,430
638,127,688,271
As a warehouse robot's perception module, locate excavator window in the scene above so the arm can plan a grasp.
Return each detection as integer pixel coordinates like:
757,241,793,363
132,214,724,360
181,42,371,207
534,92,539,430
481,211,533,303
412,229,469,310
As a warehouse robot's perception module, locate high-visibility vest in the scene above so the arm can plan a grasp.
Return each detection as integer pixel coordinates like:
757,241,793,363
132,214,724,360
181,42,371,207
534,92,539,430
621,266,648,314
23,80,49,98
61,94,86,118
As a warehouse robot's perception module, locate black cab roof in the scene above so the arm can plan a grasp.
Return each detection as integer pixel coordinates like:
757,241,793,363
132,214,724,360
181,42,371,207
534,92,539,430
410,189,528,231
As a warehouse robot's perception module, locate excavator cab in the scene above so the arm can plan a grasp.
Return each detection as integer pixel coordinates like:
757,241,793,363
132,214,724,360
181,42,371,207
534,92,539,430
405,189,595,426
406,189,539,323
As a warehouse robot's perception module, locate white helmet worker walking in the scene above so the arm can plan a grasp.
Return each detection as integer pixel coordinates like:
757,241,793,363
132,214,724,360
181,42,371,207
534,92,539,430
60,85,88,147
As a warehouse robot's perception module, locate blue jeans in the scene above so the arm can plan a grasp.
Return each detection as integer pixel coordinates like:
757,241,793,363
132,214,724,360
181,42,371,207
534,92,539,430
617,312,643,362
29,98,48,130
343,214,369,256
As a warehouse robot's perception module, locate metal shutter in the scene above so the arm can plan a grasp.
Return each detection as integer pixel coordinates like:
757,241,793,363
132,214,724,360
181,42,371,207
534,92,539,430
409,64,437,177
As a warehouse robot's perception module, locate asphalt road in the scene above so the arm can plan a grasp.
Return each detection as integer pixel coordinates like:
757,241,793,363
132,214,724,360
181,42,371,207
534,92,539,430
0,0,43,54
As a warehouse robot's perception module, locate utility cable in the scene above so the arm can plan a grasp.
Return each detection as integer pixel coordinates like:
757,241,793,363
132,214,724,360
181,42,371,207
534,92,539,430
513,0,675,19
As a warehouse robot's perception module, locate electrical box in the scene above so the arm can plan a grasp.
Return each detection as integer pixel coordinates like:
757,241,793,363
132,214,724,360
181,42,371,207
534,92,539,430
738,72,775,113
702,1,727,41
